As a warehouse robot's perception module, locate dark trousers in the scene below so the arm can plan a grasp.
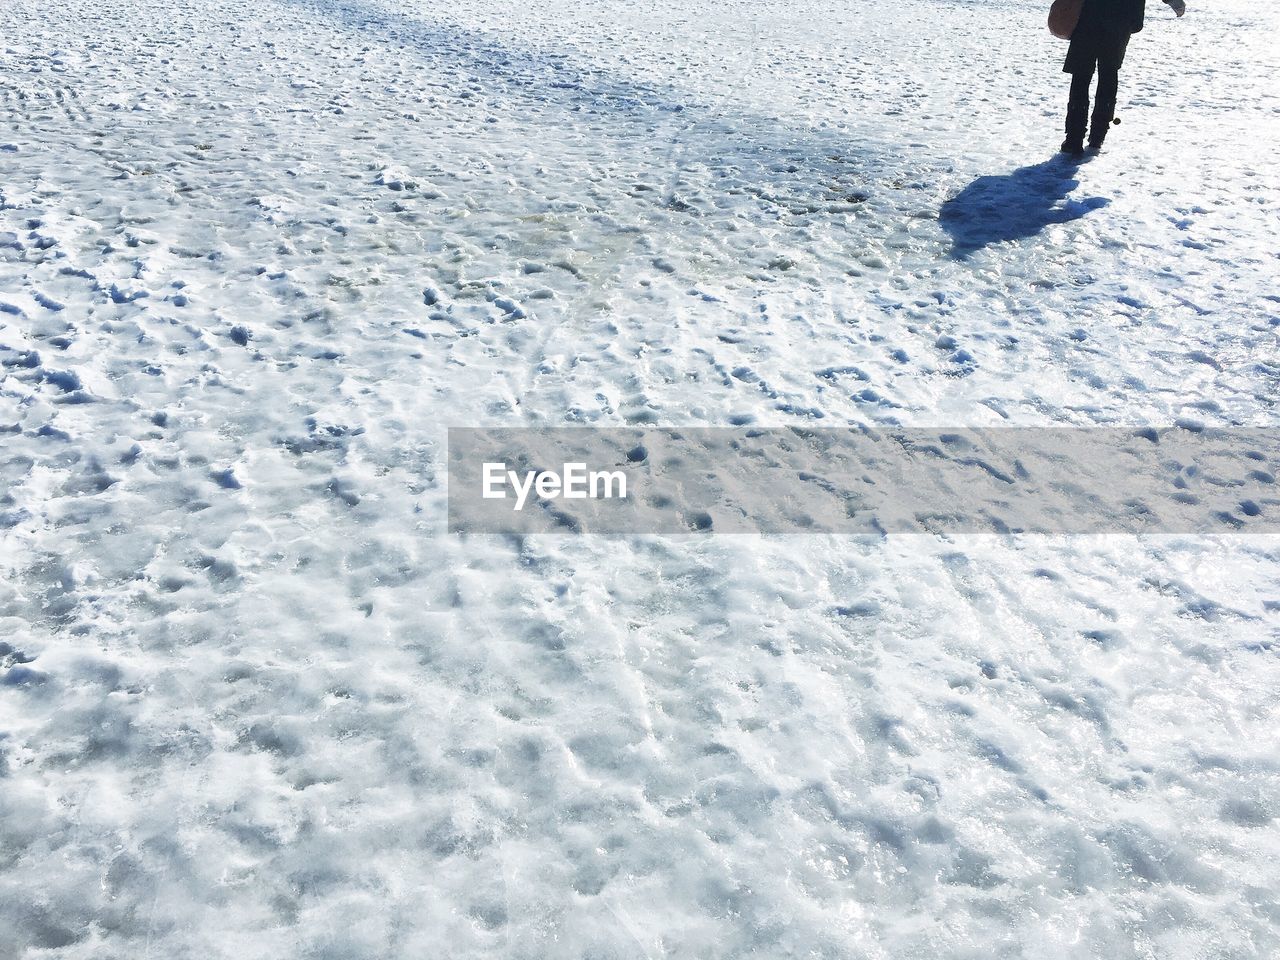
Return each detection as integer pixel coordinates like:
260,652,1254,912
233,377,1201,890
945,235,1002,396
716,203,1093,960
1063,19,1130,146
1067,65,1119,144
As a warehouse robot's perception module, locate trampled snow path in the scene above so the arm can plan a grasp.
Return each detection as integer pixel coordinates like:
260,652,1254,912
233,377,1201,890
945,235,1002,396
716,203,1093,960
1,0,1278,956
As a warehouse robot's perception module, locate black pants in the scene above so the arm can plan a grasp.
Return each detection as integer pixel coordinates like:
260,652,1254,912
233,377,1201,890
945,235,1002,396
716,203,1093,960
1063,21,1130,145
1068,65,1119,142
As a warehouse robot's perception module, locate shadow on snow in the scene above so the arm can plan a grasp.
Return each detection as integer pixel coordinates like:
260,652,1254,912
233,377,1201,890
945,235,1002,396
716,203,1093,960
279,0,880,204
940,155,1109,258
282,1,1104,268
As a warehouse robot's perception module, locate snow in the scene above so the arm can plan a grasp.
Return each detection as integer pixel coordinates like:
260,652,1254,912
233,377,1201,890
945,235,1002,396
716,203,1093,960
1,0,1278,955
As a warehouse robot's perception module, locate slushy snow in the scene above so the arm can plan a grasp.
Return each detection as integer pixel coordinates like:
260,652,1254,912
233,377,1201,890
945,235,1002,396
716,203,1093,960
1,0,1278,956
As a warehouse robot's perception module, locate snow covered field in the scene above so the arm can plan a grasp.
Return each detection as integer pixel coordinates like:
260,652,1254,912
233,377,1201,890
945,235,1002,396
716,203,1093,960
2,0,1278,955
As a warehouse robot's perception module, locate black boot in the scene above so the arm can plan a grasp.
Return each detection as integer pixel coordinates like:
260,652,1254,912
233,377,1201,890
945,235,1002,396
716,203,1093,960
1061,106,1088,155
1088,113,1118,151
1062,71,1092,155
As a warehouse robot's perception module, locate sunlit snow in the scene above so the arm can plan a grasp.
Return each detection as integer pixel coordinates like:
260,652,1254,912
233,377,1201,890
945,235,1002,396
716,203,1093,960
1,0,1278,956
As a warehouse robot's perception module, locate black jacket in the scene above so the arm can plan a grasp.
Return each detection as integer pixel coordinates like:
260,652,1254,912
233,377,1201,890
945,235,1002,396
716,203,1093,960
1078,0,1147,35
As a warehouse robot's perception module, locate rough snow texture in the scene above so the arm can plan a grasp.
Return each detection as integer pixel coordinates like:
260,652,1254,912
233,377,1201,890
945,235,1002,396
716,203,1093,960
1,0,1278,956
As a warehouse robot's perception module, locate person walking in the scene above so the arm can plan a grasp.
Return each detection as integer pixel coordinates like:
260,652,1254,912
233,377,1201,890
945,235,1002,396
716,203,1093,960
1062,0,1186,155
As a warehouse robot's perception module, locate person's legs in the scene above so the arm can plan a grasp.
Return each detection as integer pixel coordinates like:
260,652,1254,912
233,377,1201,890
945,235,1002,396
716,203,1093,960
1063,65,1094,153
1089,32,1129,149
1089,65,1120,148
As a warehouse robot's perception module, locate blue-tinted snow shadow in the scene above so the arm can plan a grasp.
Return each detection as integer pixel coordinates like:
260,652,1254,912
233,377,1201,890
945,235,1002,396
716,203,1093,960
278,0,880,206
940,156,1109,258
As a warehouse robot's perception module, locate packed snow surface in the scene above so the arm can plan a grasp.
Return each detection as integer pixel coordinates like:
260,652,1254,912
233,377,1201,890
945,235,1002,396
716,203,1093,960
1,0,1279,956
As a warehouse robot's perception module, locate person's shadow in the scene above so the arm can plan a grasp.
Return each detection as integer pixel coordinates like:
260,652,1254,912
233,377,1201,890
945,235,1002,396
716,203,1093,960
940,155,1109,258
